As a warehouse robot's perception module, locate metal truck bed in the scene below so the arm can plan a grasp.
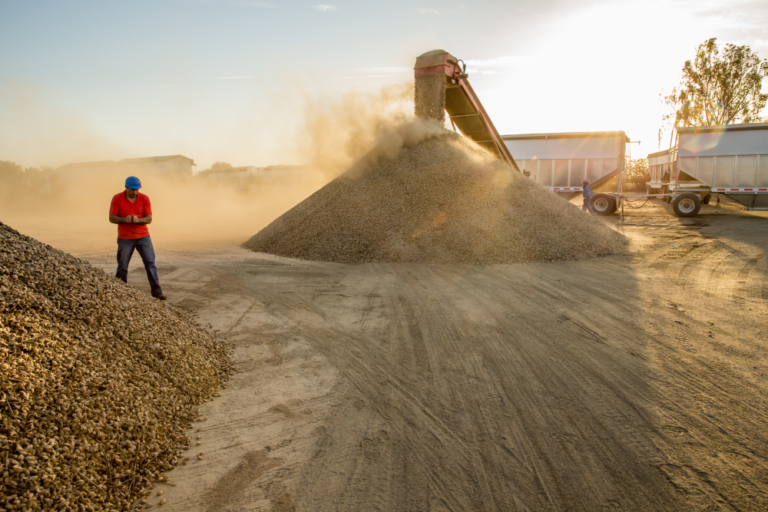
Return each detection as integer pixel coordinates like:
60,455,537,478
676,123,768,210
502,131,628,196
647,148,674,193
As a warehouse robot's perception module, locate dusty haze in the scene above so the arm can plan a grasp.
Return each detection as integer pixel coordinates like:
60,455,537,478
0,81,448,252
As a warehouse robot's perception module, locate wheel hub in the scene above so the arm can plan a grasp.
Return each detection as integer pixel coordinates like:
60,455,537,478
679,199,695,213
594,198,609,211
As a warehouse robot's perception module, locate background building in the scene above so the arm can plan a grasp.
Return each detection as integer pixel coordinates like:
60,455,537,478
57,155,195,182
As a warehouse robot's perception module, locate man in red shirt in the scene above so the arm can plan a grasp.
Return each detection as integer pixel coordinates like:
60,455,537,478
109,176,166,300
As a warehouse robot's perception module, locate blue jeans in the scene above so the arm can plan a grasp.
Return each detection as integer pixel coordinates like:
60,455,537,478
582,195,595,214
116,236,162,296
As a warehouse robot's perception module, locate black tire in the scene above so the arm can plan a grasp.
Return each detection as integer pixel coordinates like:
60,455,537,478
591,193,616,215
672,193,701,217
701,194,711,205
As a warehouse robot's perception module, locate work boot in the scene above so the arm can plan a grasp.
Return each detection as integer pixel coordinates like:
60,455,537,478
153,293,168,301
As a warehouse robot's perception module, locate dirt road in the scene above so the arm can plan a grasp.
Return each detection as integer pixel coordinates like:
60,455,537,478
12,200,768,511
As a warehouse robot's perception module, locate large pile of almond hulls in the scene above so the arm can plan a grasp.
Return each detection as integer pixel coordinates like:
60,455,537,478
245,130,627,263
0,222,233,511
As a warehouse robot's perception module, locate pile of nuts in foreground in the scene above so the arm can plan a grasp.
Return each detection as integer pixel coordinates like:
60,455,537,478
0,222,233,511
244,129,628,263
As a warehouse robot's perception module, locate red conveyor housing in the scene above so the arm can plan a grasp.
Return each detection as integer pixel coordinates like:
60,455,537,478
414,50,520,172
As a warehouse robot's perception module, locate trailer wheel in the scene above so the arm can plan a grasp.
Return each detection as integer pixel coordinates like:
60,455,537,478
672,193,701,217
591,193,616,215
701,194,711,205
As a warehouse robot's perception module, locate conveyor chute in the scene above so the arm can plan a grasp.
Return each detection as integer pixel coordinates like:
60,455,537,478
414,49,520,172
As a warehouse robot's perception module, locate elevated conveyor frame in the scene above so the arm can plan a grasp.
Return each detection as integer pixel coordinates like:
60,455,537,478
414,50,520,172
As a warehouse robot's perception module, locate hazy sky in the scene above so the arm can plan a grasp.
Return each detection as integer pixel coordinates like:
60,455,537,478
1,0,767,168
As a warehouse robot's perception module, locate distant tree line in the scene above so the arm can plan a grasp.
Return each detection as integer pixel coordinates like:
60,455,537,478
195,162,233,176
0,161,58,199
0,160,56,179
624,159,649,184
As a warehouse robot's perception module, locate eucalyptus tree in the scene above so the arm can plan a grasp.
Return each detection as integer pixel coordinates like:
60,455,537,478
659,38,768,146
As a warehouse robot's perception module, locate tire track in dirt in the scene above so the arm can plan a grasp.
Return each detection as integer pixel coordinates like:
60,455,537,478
267,259,688,511
624,212,768,511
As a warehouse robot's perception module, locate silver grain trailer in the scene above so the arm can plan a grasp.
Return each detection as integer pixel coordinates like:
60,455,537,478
637,123,768,216
502,132,628,205
673,123,768,214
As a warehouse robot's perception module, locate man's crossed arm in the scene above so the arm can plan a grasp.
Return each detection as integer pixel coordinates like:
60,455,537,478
109,215,152,225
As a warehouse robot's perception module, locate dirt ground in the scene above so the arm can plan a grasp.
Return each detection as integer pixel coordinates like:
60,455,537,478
5,199,768,511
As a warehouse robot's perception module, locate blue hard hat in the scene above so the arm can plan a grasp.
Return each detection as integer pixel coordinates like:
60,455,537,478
125,176,142,189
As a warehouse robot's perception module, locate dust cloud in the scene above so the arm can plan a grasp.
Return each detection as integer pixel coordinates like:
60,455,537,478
297,81,424,178
0,80,447,253
0,170,328,254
